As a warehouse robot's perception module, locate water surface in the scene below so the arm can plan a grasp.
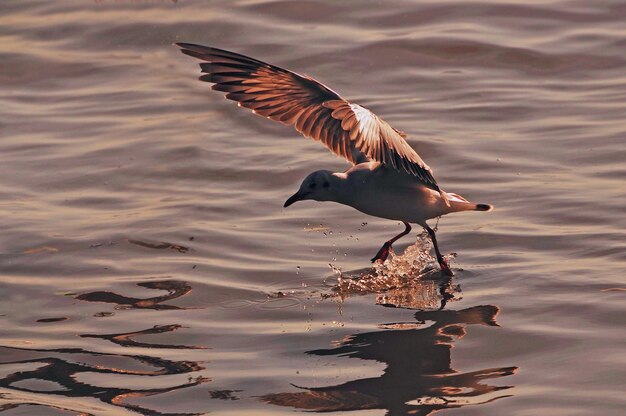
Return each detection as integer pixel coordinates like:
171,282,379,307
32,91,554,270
1,1,625,415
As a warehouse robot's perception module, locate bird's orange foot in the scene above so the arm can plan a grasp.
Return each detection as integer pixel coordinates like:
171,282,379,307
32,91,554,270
371,242,392,263
438,258,454,276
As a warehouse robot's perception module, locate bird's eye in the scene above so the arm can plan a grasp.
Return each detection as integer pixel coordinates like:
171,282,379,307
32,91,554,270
323,181,330,188
309,183,316,189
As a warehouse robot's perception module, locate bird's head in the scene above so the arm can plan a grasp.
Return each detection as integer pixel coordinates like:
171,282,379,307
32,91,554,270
284,170,336,207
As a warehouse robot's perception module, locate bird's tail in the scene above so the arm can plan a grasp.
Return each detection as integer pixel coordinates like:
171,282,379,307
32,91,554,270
474,203,494,211
446,193,494,212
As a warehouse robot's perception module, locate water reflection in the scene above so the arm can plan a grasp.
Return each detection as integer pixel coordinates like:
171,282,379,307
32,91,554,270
265,275,517,415
2,280,206,414
81,324,206,349
127,239,190,254
0,345,207,415
0,401,88,415
76,280,192,310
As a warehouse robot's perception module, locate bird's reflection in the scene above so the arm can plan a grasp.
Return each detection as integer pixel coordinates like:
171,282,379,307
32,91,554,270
264,273,517,415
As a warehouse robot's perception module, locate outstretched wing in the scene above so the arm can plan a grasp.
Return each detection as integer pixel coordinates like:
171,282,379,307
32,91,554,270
176,43,439,191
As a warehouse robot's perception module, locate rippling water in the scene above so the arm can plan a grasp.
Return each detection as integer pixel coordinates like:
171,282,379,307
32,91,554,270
1,1,625,415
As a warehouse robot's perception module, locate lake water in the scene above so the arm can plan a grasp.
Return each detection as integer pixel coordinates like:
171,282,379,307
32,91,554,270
1,1,625,415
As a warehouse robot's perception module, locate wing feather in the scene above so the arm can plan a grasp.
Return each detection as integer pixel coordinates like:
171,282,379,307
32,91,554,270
177,43,439,190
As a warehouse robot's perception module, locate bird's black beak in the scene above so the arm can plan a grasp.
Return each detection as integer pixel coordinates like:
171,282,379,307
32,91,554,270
284,191,308,208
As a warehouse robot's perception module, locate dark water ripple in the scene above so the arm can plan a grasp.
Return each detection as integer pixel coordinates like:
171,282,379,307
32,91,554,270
0,345,207,415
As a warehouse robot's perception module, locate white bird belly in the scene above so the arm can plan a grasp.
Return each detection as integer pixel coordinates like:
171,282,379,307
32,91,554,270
337,164,447,223
349,184,443,223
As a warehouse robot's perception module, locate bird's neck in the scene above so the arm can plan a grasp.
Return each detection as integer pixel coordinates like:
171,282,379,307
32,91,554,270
329,172,353,205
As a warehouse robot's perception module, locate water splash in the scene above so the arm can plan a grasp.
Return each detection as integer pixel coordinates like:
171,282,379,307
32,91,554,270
332,232,440,294
326,232,460,309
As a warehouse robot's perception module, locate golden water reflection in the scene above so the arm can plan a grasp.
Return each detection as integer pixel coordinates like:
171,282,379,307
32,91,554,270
0,345,207,415
81,323,206,349
1,280,206,414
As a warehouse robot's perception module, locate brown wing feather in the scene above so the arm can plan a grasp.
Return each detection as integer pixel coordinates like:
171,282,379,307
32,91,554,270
176,43,439,190
177,43,364,165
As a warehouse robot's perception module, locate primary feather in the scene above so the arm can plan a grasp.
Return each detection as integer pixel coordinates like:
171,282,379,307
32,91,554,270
176,43,440,191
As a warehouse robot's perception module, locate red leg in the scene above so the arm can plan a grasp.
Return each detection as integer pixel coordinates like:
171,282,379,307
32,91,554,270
371,222,412,263
424,225,454,276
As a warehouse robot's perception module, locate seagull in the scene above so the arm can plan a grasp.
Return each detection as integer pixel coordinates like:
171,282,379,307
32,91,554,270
176,43,493,276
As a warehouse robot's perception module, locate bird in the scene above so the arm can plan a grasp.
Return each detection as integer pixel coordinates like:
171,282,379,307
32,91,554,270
176,43,493,276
